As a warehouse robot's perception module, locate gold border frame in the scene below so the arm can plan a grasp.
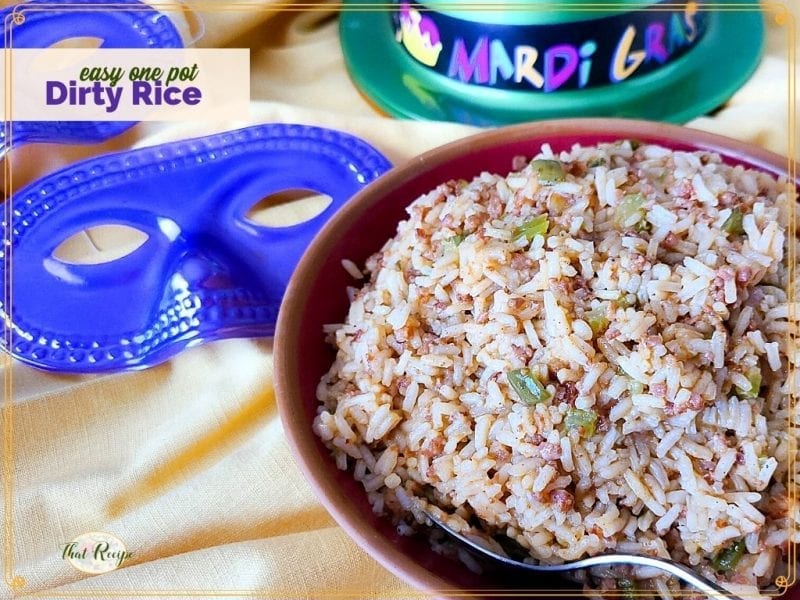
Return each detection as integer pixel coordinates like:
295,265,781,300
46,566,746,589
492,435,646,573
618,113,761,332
1,1,797,597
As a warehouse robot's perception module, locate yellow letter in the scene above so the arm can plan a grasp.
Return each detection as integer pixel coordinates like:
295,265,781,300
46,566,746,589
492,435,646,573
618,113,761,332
684,1,699,42
514,46,544,89
611,25,645,83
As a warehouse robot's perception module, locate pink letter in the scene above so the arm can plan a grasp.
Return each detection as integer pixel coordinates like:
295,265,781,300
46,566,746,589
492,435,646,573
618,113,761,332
544,44,578,92
447,37,490,84
645,23,669,63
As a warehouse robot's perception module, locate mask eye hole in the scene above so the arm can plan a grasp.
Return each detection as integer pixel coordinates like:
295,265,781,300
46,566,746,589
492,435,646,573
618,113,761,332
31,37,104,74
52,225,149,265
48,36,104,49
245,188,333,228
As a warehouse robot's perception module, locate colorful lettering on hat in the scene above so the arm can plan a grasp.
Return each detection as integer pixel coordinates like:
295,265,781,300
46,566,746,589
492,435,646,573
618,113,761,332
392,0,707,92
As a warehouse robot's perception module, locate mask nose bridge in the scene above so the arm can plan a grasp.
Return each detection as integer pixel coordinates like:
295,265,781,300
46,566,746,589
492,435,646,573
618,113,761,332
194,147,367,302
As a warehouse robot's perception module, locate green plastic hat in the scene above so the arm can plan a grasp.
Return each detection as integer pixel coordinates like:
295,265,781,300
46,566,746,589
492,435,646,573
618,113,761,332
340,0,765,125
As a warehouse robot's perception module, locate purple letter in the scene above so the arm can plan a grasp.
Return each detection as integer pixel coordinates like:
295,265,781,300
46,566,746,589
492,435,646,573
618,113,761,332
46,81,66,105
645,23,669,64
447,37,490,84
132,81,153,105
183,87,202,105
544,44,579,92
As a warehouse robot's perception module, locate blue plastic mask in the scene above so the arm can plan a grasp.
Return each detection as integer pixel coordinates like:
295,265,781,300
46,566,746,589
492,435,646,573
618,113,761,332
3,124,392,372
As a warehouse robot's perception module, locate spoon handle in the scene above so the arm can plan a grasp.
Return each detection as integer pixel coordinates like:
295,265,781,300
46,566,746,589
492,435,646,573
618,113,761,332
425,512,745,600
564,554,745,600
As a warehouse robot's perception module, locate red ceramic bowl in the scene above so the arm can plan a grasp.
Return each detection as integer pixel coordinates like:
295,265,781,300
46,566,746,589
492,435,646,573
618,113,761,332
274,119,795,598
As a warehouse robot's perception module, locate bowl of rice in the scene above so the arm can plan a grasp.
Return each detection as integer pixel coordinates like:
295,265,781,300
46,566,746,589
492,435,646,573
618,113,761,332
274,119,797,599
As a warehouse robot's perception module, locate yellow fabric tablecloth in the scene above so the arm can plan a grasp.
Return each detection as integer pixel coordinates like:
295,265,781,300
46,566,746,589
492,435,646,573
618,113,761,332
2,3,797,599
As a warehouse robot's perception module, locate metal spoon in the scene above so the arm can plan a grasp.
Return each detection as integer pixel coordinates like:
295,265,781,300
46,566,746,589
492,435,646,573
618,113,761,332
424,511,745,600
